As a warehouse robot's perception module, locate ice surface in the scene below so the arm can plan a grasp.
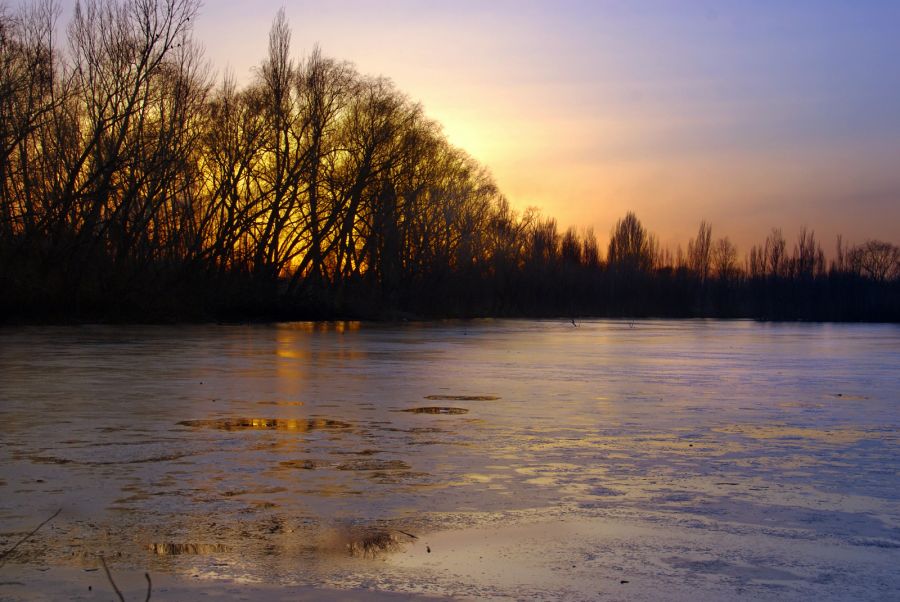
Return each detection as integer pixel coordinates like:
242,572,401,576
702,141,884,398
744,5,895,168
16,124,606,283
0,320,897,600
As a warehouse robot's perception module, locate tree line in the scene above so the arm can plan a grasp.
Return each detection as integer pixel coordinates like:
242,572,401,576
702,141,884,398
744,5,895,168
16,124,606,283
1,0,897,322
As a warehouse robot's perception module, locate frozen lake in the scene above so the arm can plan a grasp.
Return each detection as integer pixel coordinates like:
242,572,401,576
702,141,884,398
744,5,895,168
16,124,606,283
1,320,898,600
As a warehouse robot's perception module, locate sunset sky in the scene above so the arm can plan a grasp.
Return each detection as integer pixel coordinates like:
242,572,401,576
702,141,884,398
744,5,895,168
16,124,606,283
61,0,900,254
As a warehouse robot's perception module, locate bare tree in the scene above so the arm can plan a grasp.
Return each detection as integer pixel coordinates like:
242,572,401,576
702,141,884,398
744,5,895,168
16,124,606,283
764,227,786,278
560,227,582,266
581,228,599,269
832,234,846,274
0,0,61,240
792,227,824,279
687,219,712,281
607,212,652,273
712,236,737,280
848,240,900,282
747,245,763,278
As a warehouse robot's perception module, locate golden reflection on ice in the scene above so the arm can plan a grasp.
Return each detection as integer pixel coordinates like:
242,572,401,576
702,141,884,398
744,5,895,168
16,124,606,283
279,321,362,334
178,418,352,431
715,424,879,444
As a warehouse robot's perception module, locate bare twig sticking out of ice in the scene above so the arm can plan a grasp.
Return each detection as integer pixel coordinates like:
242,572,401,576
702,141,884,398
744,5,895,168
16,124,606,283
99,555,152,602
99,555,125,602
0,508,61,569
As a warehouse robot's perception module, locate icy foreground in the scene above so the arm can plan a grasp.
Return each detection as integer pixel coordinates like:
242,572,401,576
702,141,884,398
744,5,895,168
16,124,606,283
0,320,898,600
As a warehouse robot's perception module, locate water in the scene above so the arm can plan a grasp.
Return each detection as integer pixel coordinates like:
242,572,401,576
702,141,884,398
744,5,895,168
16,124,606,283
1,320,898,600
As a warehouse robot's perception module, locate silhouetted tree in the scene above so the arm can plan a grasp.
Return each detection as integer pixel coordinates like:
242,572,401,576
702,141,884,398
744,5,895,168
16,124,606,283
765,228,787,278
0,2,896,323
607,212,652,273
713,237,737,281
848,240,900,282
687,220,712,282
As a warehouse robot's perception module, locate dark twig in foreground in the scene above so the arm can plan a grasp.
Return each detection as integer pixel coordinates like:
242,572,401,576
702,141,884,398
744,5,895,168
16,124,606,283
97,554,151,601
391,529,418,540
99,555,125,602
0,508,61,569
